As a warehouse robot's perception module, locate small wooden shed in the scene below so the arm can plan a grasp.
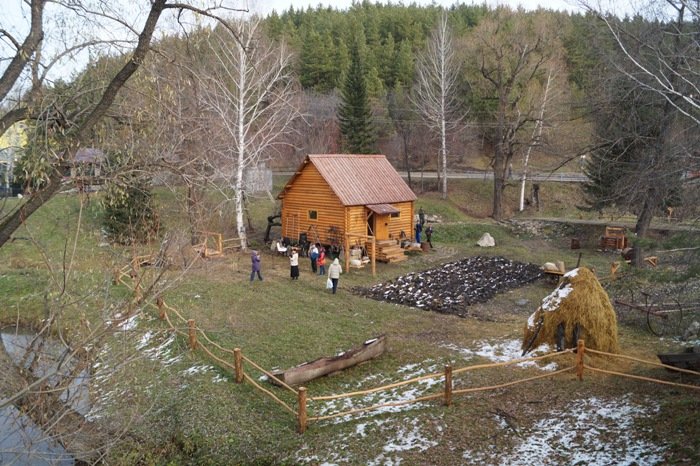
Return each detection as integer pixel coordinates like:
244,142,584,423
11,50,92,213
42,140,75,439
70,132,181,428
277,154,417,264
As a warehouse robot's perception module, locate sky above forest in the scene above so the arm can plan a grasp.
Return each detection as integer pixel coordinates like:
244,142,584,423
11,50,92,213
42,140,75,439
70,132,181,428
249,0,585,15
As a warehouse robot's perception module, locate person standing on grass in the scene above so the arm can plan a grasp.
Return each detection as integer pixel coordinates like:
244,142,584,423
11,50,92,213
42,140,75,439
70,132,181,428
318,247,326,276
425,223,434,248
328,258,342,294
419,206,425,226
250,250,263,281
309,243,319,273
290,247,300,280
415,222,422,244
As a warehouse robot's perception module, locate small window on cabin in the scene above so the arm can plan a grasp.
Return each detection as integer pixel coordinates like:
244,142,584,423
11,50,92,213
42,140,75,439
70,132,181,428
308,210,318,220
390,212,400,218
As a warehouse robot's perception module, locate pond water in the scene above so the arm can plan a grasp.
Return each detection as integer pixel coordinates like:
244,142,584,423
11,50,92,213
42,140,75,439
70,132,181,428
0,327,89,465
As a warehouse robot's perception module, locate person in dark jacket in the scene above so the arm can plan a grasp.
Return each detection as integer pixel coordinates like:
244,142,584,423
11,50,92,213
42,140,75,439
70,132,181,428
425,224,433,248
250,250,263,281
309,243,319,273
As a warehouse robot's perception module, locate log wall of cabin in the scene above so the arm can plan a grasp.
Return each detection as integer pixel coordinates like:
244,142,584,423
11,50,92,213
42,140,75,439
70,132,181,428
387,201,414,240
280,164,346,245
346,206,367,237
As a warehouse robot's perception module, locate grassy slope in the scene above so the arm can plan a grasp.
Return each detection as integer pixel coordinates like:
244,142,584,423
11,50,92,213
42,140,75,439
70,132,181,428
0,180,697,465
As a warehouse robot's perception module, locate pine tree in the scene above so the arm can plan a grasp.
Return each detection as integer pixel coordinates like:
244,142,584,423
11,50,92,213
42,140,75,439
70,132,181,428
102,154,160,245
299,29,336,92
337,39,376,154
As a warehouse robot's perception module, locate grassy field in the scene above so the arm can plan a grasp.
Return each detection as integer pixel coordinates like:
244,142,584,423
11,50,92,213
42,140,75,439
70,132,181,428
0,179,698,465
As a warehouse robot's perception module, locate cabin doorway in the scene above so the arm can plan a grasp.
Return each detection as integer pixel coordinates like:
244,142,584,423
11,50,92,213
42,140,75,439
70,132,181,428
373,214,390,240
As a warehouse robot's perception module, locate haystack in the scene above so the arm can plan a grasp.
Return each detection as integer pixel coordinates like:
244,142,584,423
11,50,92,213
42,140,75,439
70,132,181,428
522,267,618,355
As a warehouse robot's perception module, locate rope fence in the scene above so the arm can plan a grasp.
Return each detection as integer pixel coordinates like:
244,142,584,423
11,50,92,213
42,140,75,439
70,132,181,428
114,260,700,434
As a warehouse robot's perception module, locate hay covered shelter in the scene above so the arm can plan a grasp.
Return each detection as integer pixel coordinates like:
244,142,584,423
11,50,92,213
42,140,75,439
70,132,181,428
522,267,619,355
277,154,417,263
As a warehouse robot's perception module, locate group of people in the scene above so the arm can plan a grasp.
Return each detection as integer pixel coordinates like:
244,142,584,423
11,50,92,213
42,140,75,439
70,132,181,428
252,208,435,288
249,243,343,294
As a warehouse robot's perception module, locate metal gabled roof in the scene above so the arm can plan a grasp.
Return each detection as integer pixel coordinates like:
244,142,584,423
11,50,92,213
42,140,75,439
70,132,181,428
279,154,416,206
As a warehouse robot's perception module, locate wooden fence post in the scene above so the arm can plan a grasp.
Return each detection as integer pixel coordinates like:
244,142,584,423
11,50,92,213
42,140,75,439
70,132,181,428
576,339,585,381
157,296,165,320
610,261,620,280
188,319,197,350
134,282,142,303
298,387,308,434
444,365,453,406
234,348,243,383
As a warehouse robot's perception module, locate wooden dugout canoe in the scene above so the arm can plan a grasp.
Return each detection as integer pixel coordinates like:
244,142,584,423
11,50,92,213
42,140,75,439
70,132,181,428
271,335,386,386
657,349,700,372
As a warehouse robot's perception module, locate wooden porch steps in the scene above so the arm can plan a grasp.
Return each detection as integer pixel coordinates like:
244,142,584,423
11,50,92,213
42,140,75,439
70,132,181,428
373,239,407,263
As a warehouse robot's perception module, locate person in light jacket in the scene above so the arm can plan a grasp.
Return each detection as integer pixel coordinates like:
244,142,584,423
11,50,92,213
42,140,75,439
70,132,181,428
327,258,342,294
289,247,300,280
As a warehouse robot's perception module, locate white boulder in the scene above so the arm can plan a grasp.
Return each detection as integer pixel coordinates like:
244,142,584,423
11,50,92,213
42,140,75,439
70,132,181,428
477,232,496,247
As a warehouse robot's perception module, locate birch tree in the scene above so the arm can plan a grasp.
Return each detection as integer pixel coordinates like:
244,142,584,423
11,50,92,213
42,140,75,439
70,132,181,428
519,69,554,212
466,8,558,220
412,11,463,199
200,17,302,250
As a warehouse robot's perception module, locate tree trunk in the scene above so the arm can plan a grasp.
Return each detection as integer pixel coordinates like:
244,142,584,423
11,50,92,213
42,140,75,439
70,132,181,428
440,112,447,199
635,195,655,239
402,132,412,188
0,170,64,249
493,172,505,220
187,183,200,246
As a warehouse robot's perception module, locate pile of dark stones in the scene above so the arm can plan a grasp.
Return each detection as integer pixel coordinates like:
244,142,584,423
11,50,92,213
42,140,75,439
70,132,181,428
355,256,543,317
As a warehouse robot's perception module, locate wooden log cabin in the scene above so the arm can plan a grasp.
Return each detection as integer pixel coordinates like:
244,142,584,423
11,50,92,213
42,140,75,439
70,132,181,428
277,154,417,263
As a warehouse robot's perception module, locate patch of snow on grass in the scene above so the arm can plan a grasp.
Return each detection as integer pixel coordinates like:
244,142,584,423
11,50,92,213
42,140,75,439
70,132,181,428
368,417,438,466
117,314,139,330
180,365,214,376
382,417,437,453
447,339,558,371
440,343,475,359
142,333,181,366
489,395,665,466
313,362,442,423
136,330,155,350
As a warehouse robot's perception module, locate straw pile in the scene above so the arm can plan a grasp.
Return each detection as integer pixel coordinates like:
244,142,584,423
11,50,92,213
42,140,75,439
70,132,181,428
522,267,618,355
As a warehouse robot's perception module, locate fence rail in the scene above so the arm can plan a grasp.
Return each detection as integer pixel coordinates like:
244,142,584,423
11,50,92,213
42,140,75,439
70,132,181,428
115,260,700,434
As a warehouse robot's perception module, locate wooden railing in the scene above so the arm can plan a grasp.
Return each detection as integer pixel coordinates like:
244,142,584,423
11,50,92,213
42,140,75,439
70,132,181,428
115,267,700,434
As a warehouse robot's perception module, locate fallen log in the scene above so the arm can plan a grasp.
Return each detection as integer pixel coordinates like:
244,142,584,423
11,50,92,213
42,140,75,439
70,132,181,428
271,335,386,386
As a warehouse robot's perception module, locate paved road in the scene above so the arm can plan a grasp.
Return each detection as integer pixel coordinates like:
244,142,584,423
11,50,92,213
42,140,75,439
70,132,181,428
275,170,587,182
398,170,587,182
522,217,699,232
